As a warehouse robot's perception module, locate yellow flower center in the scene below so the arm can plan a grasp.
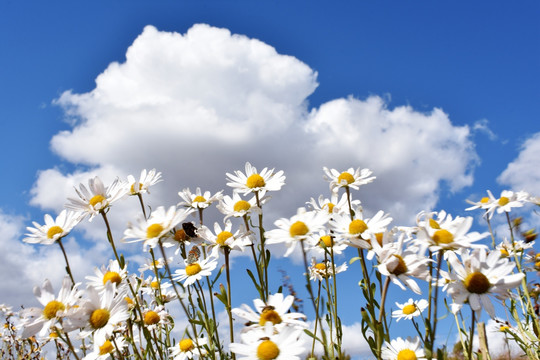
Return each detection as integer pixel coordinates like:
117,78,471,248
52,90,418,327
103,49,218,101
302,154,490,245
397,349,417,360
500,325,510,332
147,223,164,239
390,254,408,276
99,340,114,355
89,195,106,207
326,203,335,213
500,249,509,257
257,340,280,360
498,197,510,206
43,300,65,320
102,271,122,285
464,272,491,294
337,172,354,185
433,229,454,244
402,304,417,315
349,219,368,235
46,226,64,239
289,221,309,237
234,200,251,212
193,195,206,203
179,338,195,352
319,235,333,248
174,229,188,242
429,218,440,229
151,280,160,289
124,297,133,305
314,263,326,271
259,309,282,326
89,308,110,329
246,174,265,189
49,331,59,338
185,263,202,276
480,197,490,203
144,311,160,325
216,231,233,245
130,182,143,194
375,233,384,246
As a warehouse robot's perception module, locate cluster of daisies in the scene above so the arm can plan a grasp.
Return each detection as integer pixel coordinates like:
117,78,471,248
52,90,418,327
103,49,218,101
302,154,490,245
5,163,538,360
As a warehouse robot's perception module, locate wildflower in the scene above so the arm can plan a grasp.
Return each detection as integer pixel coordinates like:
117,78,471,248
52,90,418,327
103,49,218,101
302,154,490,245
138,256,172,273
226,162,285,197
19,276,85,339
127,168,162,196
178,187,223,210
217,193,261,220
496,238,534,259
483,190,528,219
66,176,127,221
169,336,207,360
307,193,360,215
23,210,82,245
142,305,171,331
330,210,392,249
83,334,127,360
307,232,348,257
322,166,375,193
86,259,128,294
309,258,348,281
173,246,219,286
229,323,306,360
231,293,307,331
123,206,193,249
445,248,525,317
381,336,426,360
197,220,251,252
265,207,330,257
392,299,428,322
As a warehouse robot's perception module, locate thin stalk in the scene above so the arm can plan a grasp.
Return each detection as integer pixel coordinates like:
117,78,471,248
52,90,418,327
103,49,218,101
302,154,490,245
377,277,391,324
431,252,444,352
224,248,236,360
57,239,75,286
255,191,268,300
329,245,342,356
136,193,147,219
311,281,322,358
100,211,122,267
243,215,265,299
468,310,476,360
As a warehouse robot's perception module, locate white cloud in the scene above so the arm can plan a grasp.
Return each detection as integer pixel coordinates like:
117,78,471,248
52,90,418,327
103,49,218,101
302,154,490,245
30,24,478,229
498,131,540,195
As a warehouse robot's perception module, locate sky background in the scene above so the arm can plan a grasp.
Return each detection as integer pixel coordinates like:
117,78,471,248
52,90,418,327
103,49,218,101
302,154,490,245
1,1,539,358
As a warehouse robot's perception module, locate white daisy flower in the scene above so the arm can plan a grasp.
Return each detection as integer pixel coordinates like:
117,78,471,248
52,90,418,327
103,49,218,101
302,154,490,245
322,166,376,193
23,210,82,245
306,232,348,257
178,187,223,210
496,238,534,259
66,176,127,221
137,256,172,273
309,258,348,281
217,193,261,220
465,193,495,211
307,193,360,215
226,162,285,197
416,210,488,252
231,293,307,330
142,305,171,331
169,336,207,360
123,206,193,249
445,248,525,317
330,210,392,249
85,259,128,294
126,168,162,196
265,207,330,257
82,334,127,360
483,190,528,219
19,276,85,339
197,220,251,252
381,336,426,360
229,323,306,360
173,247,219,286
79,283,130,341
392,298,428,322
139,276,176,302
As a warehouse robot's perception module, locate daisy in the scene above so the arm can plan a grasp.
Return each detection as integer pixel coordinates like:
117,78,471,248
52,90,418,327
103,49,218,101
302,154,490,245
173,246,219,286
330,210,392,249
483,190,528,219
307,193,360,215
306,232,348,257
231,293,307,331
19,276,85,339
126,168,162,196
415,210,488,252
309,258,348,281
465,193,495,212
322,166,376,193
229,323,306,360
85,259,128,293
217,193,261,220
445,248,525,317
79,282,130,341
392,298,428,322
381,336,426,360
123,206,193,249
142,305,171,331
197,220,251,252
178,187,223,210
140,276,176,302
169,336,208,360
496,238,534,259
82,334,127,360
226,162,285,197
264,207,330,257
66,176,127,221
23,210,82,245
138,256,173,273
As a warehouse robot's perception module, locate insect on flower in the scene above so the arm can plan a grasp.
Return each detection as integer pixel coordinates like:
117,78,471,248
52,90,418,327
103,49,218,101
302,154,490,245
187,246,201,264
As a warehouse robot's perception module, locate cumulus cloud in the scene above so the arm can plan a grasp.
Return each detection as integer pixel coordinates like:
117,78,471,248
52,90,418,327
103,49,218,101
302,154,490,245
30,24,478,231
498,131,540,195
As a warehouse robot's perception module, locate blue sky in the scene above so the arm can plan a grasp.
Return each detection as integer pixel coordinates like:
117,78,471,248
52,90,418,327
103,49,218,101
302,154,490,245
1,1,539,357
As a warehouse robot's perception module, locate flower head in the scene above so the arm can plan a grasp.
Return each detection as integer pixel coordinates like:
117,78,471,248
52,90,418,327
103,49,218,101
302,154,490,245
173,246,219,286
169,336,207,360
197,220,251,252
330,210,392,249
127,168,162,196
217,193,261,220
85,259,128,294
482,190,528,219
309,258,348,281
226,162,285,197
307,193,360,215
381,336,426,360
23,210,82,245
392,298,428,322
178,187,223,210
323,166,376,193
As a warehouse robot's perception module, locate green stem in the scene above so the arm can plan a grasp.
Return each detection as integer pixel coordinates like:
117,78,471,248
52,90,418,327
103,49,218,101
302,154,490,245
224,248,236,360
57,238,75,286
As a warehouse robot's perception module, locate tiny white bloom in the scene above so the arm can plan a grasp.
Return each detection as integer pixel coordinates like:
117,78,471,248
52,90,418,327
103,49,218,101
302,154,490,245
23,210,82,245
323,166,376,193
392,298,428,322
178,187,223,209
126,168,162,196
381,336,426,360
226,162,285,197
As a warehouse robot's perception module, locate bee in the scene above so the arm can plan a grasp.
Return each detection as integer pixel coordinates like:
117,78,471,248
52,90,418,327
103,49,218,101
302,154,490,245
187,246,201,264
182,222,197,238
261,305,275,313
